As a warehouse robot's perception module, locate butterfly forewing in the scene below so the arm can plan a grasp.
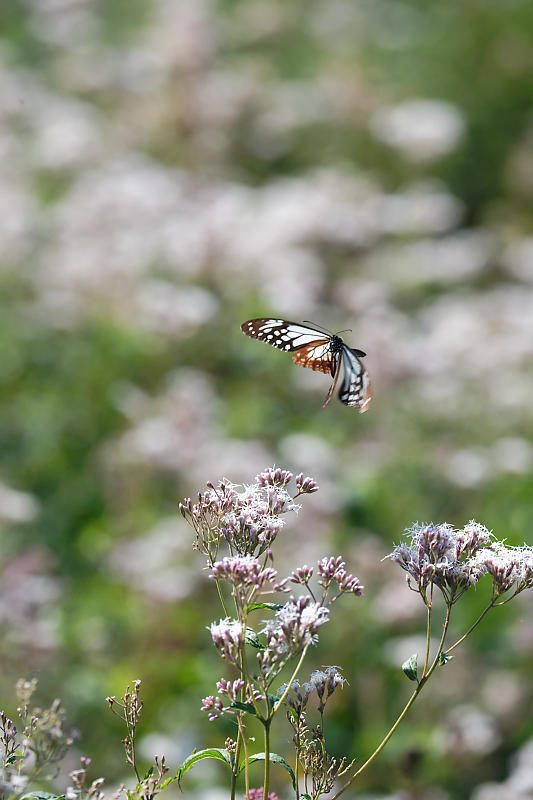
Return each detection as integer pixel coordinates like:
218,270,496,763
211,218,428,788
241,318,330,352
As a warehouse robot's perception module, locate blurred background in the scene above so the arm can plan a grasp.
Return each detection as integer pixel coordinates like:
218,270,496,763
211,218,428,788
1,0,533,798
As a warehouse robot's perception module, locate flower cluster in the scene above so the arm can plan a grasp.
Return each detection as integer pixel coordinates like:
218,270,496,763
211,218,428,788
281,667,347,715
388,520,533,604
210,555,277,591
247,789,279,800
284,556,364,604
475,541,533,597
317,556,364,598
201,679,252,721
0,680,76,798
208,618,244,666
180,467,317,558
247,597,330,685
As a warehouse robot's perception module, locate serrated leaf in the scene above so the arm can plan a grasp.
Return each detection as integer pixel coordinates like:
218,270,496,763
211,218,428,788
246,602,284,613
241,753,296,789
244,628,263,649
439,651,453,665
229,700,258,716
177,748,232,787
402,654,418,682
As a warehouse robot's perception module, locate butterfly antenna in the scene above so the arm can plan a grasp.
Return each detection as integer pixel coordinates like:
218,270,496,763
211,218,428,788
335,328,352,336
302,320,332,335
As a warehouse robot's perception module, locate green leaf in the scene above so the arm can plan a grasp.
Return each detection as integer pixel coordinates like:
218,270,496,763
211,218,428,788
5,754,18,765
439,651,453,665
229,700,258,716
177,748,232,787
246,602,284,613
20,794,61,800
244,628,263,649
402,654,418,682
241,752,296,789
158,777,176,790
142,766,154,781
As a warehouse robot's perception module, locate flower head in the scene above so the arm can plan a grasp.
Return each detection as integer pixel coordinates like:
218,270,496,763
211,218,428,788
208,618,244,664
210,555,277,590
387,520,495,602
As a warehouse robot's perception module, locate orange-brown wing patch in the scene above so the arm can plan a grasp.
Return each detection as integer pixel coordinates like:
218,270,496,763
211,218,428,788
292,340,334,375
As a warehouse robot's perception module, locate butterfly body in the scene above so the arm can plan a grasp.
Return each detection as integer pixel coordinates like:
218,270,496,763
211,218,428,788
241,318,371,412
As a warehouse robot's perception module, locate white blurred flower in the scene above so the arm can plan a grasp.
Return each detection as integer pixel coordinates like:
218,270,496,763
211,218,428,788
376,181,464,236
108,518,197,603
28,95,105,169
442,448,491,489
440,705,500,757
491,437,533,474
370,99,466,162
383,634,431,668
502,236,533,283
376,577,425,625
472,738,533,799
132,280,218,337
0,482,40,523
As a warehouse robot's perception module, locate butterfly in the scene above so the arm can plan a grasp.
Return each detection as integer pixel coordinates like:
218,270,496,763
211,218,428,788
241,318,371,411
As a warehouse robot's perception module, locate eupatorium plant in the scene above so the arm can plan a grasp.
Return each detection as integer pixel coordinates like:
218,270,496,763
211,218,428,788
3,469,533,800
178,467,533,800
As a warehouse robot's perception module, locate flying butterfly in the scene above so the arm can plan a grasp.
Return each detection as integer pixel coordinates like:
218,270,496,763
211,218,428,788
240,318,372,411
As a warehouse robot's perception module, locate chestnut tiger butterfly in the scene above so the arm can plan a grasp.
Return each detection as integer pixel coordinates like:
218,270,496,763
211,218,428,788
241,318,372,411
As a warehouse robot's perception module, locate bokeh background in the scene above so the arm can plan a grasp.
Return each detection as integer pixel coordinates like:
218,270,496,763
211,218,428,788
2,1,533,798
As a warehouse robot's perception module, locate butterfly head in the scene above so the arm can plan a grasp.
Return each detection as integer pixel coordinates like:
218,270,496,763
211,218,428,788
329,334,345,354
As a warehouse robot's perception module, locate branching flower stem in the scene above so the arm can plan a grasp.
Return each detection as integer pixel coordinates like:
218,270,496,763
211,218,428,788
444,600,495,655
331,604,452,800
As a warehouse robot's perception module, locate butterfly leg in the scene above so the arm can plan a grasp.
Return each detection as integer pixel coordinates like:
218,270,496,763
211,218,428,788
322,356,342,408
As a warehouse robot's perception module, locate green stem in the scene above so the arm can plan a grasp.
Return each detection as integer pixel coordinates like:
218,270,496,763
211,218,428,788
238,716,250,799
294,741,300,800
331,605,452,799
230,729,243,800
272,644,310,716
423,596,432,675
214,577,230,617
263,719,271,800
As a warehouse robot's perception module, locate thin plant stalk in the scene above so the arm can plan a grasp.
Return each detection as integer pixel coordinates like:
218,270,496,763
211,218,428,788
331,605,452,800
263,719,271,800
444,600,495,655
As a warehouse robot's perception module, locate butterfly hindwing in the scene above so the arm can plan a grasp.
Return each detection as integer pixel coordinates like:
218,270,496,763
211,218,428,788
292,341,336,375
338,346,372,411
